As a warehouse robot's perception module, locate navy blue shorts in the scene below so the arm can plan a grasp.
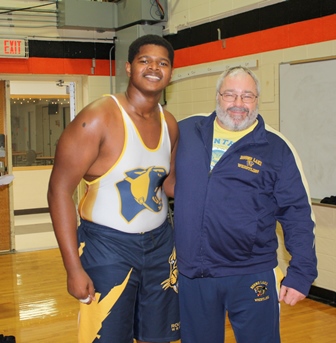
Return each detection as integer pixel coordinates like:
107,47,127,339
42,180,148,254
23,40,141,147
179,268,283,343
77,219,180,343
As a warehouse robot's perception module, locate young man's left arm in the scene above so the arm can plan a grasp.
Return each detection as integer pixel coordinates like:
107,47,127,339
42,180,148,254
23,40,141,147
163,110,179,198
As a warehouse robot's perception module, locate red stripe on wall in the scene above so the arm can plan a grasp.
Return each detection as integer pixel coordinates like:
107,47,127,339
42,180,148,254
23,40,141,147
0,15,335,74
174,14,336,68
0,57,113,76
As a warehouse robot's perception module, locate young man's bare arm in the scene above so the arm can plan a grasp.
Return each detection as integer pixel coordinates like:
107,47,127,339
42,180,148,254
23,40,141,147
163,110,179,198
47,98,112,302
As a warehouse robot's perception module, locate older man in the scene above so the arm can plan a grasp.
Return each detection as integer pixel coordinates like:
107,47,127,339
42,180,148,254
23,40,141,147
168,66,317,343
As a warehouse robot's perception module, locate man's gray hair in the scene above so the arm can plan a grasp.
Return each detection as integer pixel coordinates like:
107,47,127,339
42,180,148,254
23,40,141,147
216,66,260,96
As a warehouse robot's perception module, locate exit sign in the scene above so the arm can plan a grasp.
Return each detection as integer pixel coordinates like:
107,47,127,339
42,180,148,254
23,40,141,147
0,39,27,58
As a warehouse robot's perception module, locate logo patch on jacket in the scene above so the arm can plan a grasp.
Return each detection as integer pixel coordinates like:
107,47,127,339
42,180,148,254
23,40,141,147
250,280,269,302
238,155,262,174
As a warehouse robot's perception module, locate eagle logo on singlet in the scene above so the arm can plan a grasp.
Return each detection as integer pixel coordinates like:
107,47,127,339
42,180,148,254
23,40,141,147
116,166,167,221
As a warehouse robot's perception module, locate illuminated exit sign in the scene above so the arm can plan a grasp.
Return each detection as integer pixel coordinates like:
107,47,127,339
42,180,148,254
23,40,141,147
0,39,28,58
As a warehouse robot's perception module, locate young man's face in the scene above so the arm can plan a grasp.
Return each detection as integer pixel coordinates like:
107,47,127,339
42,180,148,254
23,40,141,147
126,44,173,93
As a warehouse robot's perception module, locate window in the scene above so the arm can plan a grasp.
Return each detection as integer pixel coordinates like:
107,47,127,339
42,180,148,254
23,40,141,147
11,96,70,166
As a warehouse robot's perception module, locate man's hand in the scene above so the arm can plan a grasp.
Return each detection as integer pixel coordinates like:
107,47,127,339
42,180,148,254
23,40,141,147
279,285,305,306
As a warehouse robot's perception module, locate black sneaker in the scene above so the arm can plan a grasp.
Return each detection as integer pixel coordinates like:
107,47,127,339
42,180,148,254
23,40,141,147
0,335,16,343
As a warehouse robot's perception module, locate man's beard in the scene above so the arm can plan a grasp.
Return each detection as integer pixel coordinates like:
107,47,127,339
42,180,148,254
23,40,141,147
216,104,258,131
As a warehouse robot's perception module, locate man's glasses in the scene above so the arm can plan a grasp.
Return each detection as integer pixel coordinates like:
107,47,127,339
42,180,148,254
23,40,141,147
218,92,258,104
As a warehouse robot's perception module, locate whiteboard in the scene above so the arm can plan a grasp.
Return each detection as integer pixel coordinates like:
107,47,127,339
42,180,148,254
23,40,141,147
279,59,336,200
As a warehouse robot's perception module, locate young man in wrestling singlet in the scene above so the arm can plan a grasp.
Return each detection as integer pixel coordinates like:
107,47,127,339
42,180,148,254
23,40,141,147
48,35,179,343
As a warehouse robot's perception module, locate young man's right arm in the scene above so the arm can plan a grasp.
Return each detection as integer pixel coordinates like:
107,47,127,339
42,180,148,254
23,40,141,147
47,98,112,303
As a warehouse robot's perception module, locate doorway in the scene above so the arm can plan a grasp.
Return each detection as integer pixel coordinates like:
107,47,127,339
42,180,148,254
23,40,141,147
3,76,82,251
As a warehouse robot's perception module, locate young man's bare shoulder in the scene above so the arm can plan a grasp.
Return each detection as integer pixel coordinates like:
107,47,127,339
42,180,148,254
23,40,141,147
163,109,178,128
163,109,179,142
72,96,121,126
81,96,118,116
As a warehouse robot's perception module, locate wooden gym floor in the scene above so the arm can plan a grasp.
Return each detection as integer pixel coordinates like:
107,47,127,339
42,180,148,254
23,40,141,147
0,248,335,343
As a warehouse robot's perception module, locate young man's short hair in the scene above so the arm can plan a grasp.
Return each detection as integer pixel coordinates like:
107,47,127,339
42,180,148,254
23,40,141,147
128,34,174,66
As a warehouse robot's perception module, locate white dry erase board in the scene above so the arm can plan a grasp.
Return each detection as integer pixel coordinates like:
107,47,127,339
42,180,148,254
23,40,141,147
279,58,336,201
